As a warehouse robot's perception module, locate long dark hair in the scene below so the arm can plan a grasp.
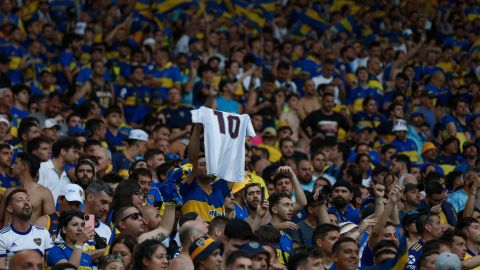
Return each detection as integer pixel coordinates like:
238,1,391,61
132,239,166,270
109,234,138,257
59,211,85,242
109,180,142,217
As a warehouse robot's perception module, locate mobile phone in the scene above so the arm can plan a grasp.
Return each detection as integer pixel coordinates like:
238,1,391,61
84,214,95,231
261,187,265,202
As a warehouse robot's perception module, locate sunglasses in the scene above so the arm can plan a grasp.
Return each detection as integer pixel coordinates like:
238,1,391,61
121,212,143,221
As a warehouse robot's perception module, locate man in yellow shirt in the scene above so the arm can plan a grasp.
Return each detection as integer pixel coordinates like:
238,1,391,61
258,127,281,163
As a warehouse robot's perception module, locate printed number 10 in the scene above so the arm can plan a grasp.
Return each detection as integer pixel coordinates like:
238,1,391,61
213,111,240,139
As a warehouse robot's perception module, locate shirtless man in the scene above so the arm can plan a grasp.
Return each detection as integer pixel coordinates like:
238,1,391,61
168,217,209,270
298,79,321,120
0,152,55,226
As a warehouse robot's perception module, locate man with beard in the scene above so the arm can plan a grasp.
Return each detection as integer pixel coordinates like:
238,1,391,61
401,183,421,218
243,183,270,231
328,180,359,224
0,153,55,226
455,142,479,173
35,183,83,241
296,158,314,192
0,188,54,269
74,157,97,189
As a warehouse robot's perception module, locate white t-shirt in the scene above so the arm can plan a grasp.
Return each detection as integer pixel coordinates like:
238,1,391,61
191,106,255,182
0,224,54,267
38,160,71,205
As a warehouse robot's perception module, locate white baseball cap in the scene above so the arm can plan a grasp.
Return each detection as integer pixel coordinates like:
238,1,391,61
128,129,149,141
392,119,408,132
43,118,60,129
0,115,9,127
60,184,84,203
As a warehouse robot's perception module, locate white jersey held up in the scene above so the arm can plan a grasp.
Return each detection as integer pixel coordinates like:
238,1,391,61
191,106,255,182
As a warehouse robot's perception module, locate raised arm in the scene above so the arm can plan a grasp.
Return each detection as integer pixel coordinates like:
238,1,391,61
463,178,479,218
372,184,385,218
185,124,201,185
278,166,307,213
138,203,176,243
368,185,401,248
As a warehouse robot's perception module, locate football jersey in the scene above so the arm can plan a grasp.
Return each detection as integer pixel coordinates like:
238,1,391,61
0,224,54,268
191,106,256,182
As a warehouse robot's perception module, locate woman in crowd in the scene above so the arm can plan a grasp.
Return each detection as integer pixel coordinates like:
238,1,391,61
98,254,125,270
132,239,169,270
109,234,138,270
47,211,95,269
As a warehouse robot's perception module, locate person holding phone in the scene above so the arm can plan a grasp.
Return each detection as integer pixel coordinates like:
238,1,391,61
47,211,96,269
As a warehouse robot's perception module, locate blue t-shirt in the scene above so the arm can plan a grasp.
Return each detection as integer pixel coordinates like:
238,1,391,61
47,243,93,269
405,239,424,270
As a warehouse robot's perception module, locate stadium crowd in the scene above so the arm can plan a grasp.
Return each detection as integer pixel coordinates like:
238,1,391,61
0,0,480,269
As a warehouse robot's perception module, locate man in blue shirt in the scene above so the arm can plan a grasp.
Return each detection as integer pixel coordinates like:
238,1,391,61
328,180,360,224
405,209,444,270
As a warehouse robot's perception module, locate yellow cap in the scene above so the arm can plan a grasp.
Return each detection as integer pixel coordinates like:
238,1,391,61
422,142,437,154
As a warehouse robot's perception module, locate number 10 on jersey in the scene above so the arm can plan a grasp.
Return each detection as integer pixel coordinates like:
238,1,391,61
213,111,240,139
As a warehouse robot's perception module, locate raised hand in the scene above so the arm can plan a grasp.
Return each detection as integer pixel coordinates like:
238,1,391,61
373,184,385,199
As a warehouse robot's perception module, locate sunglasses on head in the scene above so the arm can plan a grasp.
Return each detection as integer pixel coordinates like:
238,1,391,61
121,212,143,221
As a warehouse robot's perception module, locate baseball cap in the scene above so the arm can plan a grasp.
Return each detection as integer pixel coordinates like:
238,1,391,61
339,222,358,235
392,119,408,132
59,184,84,203
262,127,277,137
0,115,9,127
239,241,269,257
68,126,88,136
435,252,461,270
422,142,437,154
189,237,222,266
43,118,60,129
402,210,419,228
143,37,156,46
404,183,424,192
355,124,372,133
128,129,149,141
360,195,376,210
188,37,201,46
333,180,352,192
231,176,254,194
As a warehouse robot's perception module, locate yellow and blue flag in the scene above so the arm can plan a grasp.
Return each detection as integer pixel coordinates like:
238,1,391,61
359,232,408,270
299,7,329,32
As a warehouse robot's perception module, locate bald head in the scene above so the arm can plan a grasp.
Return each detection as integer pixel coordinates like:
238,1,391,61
9,249,43,270
179,220,206,247
141,204,160,231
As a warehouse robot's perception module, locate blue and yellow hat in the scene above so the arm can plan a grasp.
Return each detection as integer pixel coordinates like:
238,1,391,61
189,237,222,266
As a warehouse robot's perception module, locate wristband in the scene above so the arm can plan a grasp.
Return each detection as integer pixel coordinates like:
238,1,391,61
74,244,83,250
